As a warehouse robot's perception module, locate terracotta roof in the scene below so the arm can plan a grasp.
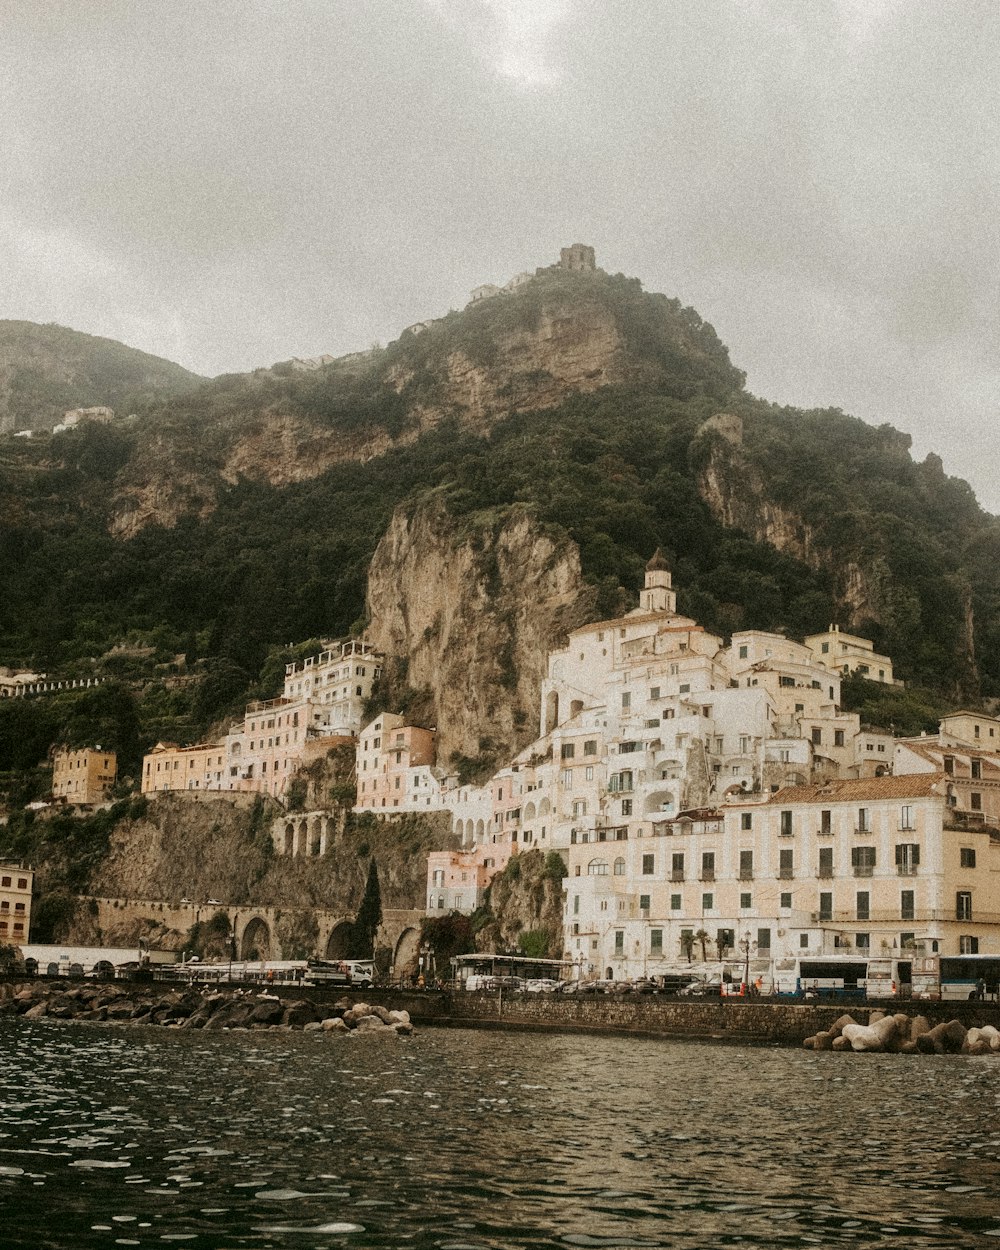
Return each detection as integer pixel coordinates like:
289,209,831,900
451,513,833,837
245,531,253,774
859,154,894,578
764,773,945,805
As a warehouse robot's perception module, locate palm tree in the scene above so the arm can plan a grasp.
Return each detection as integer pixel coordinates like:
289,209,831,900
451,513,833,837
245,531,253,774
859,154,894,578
694,929,710,962
679,931,695,963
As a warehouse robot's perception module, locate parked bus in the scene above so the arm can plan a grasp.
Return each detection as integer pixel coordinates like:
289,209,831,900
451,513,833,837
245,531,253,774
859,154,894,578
774,954,945,1001
937,955,1000,1001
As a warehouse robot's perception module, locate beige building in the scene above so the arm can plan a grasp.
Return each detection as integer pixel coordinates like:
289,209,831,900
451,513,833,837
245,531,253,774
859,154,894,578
0,864,32,946
52,746,117,805
804,625,898,685
356,714,439,812
142,742,226,794
937,711,1000,749
563,772,1000,981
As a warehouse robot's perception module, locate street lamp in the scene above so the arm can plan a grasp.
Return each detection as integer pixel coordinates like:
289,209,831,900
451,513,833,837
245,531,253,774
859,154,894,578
738,931,757,995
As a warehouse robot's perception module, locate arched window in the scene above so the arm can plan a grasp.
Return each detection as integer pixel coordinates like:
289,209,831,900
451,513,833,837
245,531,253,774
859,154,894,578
588,859,609,876
613,857,626,876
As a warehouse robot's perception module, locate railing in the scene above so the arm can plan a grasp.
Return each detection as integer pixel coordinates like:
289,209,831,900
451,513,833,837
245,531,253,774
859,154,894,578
817,828,833,837
853,866,874,877
817,867,833,878
896,864,918,876
778,868,794,880
670,870,685,882
700,870,716,882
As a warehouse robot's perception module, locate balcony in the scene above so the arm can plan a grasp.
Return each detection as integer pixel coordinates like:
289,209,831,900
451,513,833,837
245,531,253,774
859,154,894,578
670,870,685,882
854,826,872,836
817,827,834,837
896,864,918,876
700,870,716,882
778,868,794,880
738,871,754,882
853,866,874,877
817,867,834,878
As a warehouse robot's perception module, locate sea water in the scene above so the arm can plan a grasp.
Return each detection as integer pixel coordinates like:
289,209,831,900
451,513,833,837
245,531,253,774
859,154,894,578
2,1016,1000,1248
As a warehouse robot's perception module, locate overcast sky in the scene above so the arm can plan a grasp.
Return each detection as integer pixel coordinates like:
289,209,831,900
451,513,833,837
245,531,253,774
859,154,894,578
2,1,998,508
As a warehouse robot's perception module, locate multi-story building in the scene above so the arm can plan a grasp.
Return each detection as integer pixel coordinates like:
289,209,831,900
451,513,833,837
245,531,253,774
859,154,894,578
562,772,1000,982
51,747,117,806
355,714,441,812
0,864,32,947
804,625,898,685
141,639,383,800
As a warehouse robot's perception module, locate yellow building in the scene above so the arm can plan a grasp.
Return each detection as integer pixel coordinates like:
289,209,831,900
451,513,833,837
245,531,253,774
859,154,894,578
141,742,226,794
0,864,33,946
804,625,897,685
51,746,117,806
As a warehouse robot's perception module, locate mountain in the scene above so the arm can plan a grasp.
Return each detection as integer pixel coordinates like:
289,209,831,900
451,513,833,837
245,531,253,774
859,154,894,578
2,254,999,783
0,321,204,434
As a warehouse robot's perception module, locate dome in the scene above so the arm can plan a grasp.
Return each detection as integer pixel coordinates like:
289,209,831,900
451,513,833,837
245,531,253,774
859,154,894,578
646,547,670,573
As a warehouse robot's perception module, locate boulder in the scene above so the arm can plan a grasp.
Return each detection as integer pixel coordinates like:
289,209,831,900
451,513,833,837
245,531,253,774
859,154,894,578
369,1005,395,1025
23,1001,48,1020
980,1024,1000,1051
842,1023,884,1052
940,1020,968,1054
915,1032,940,1054
899,1040,919,1054
910,1015,931,1041
248,999,285,1026
282,1000,322,1030
871,1015,900,1050
322,1017,350,1033
352,1013,390,1033
303,1021,323,1032
802,1036,816,1050
829,1014,856,1039
391,1020,414,1036
893,1013,911,1041
869,1009,886,1024
388,1009,411,1026
831,1035,852,1051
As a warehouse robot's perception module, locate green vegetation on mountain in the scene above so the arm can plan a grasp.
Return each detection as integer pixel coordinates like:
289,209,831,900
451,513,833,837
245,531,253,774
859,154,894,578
0,320,204,432
1,263,999,779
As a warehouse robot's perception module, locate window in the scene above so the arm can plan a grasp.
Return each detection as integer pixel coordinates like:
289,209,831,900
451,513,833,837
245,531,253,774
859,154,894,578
780,675,795,688
650,687,660,701
650,929,663,953
956,891,973,921
960,935,980,954
671,853,684,881
642,853,655,875
585,766,594,781
741,812,752,831
961,847,977,868
820,809,832,836
972,759,982,779
621,799,633,816
757,928,771,950
613,857,625,876
900,805,915,830
562,770,573,788
896,843,920,874
738,645,748,659
834,730,845,748
900,890,914,921
971,792,983,812
811,727,822,746
799,933,809,948
856,933,870,950
857,807,870,833
851,845,876,876
780,892,792,909
943,755,954,774
670,894,682,910
584,740,597,756
818,892,832,921
740,892,752,909
561,743,575,760
679,684,690,694
779,848,794,879
818,846,833,878
588,859,608,876
614,931,624,954
740,735,751,754
701,852,715,880
573,895,580,914
856,891,870,921
622,693,631,710
702,892,714,911
780,810,793,837
739,850,753,880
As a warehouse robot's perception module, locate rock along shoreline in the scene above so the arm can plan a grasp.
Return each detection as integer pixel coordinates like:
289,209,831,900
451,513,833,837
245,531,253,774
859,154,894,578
0,980,414,1038
804,1008,1000,1055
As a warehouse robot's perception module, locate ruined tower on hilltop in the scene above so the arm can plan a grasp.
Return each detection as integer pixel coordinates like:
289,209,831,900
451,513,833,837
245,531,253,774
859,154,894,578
558,243,596,271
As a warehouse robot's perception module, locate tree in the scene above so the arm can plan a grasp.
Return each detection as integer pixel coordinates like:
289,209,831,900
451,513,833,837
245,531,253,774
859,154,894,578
349,859,382,958
679,931,695,963
694,928,710,962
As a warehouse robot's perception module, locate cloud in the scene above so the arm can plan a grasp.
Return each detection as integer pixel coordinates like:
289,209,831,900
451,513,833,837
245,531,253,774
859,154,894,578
0,1,997,507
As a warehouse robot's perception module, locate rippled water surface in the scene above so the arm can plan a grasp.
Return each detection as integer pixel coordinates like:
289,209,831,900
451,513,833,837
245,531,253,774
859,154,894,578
3,1017,1000,1248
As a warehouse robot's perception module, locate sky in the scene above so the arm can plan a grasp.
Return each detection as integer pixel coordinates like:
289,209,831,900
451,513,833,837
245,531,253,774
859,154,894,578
2,1,998,508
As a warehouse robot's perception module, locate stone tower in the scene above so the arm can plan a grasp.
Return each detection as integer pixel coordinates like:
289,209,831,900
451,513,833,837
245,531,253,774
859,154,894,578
558,243,596,272
640,548,676,614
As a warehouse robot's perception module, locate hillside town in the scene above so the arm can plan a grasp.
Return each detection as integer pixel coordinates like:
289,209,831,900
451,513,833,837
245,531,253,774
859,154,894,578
68,552,991,985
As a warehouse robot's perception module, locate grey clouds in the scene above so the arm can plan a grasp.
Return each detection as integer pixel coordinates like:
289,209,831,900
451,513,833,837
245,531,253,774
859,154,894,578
1,1,997,506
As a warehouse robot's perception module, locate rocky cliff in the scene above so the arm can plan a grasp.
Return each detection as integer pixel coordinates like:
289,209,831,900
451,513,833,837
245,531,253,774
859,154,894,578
474,849,565,959
365,495,597,773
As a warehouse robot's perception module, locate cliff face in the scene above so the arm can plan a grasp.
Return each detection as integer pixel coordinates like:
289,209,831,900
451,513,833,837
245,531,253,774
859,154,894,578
694,416,880,626
474,849,565,959
365,496,597,772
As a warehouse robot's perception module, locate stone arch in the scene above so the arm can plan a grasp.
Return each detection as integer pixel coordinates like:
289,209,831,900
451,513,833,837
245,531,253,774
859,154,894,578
539,797,551,817
46,962,59,977
241,917,272,960
643,789,676,817
544,691,559,734
570,699,584,719
475,819,485,842
93,960,115,979
325,921,355,959
309,816,323,856
523,800,537,822
283,822,294,855
393,926,420,978
295,819,307,857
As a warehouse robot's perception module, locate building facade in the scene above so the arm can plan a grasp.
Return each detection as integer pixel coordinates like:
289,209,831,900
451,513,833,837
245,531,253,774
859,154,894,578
52,747,117,805
0,864,32,947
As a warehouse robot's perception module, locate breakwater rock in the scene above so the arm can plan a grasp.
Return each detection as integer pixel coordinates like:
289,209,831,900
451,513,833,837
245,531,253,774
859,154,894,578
804,1009,999,1055
0,981,414,1038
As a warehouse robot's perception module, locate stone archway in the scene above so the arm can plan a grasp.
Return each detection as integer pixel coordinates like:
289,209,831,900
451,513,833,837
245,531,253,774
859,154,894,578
241,916,272,960
325,921,354,959
393,927,420,980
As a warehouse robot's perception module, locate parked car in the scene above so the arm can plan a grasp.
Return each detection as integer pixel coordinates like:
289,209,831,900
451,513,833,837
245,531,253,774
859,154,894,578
524,978,560,993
